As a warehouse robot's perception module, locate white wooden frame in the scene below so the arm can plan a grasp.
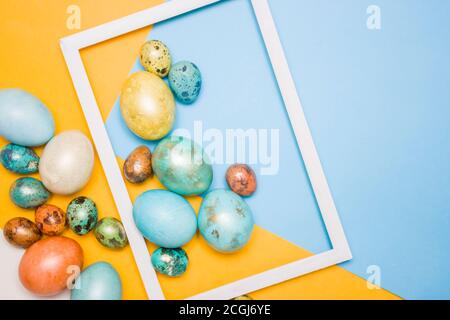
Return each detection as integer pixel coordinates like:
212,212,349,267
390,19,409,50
60,0,351,300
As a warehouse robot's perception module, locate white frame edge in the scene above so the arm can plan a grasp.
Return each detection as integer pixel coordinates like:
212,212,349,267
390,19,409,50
60,0,351,300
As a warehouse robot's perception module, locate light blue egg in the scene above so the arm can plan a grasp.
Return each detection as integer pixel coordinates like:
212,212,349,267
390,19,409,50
152,136,213,196
168,61,202,104
9,177,50,209
71,262,122,300
133,189,197,248
0,144,39,174
0,89,54,146
198,189,254,253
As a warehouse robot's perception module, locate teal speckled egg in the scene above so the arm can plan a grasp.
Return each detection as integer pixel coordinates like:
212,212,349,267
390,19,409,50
0,89,55,146
133,189,197,248
152,136,213,196
151,247,188,277
67,196,98,235
198,189,254,253
10,177,50,209
94,217,128,249
0,144,39,174
71,262,122,300
168,61,202,104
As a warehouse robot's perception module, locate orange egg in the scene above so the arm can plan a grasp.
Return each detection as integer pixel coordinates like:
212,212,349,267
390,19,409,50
19,236,83,296
35,204,66,236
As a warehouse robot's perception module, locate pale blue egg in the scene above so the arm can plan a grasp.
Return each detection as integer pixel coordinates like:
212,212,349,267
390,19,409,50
198,189,254,253
0,89,54,146
133,189,197,248
168,61,202,104
152,135,213,196
71,262,122,300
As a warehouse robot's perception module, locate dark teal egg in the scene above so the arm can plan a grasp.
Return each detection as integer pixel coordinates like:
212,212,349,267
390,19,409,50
0,144,39,174
168,61,202,104
9,177,50,209
151,247,188,277
67,196,98,235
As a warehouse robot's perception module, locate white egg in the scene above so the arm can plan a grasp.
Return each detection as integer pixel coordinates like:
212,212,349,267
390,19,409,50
39,130,94,195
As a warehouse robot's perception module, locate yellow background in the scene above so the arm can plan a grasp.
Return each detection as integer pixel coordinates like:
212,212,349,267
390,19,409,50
0,0,398,299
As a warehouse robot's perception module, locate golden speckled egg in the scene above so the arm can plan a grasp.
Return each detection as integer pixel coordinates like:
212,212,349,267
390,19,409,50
140,40,171,78
120,71,175,140
3,217,42,248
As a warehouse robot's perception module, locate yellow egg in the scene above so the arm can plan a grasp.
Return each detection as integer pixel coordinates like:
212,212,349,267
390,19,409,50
140,40,171,78
120,71,175,140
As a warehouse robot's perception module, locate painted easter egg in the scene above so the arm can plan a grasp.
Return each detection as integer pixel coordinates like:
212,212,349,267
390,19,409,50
120,71,175,140
19,236,83,296
94,217,128,249
35,204,66,236
225,164,257,196
231,295,254,300
0,144,39,174
123,145,153,183
71,262,122,300
39,130,94,195
133,189,197,248
140,40,171,78
67,196,98,235
0,89,55,146
152,136,213,196
3,217,42,248
151,247,188,277
168,61,202,104
10,177,50,209
198,189,254,253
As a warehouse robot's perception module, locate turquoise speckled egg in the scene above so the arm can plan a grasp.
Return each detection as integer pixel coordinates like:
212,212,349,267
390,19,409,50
10,177,50,209
67,196,98,235
0,144,39,174
71,261,122,300
133,189,197,248
0,89,55,146
151,247,188,277
198,189,254,253
168,61,202,104
152,136,213,196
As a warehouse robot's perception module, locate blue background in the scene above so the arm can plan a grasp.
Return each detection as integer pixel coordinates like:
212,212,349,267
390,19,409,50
106,0,450,299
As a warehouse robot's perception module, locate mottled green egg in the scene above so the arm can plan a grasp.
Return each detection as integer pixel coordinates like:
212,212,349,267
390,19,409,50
0,144,39,174
94,217,128,249
10,177,50,209
140,40,171,78
151,247,188,277
67,196,98,235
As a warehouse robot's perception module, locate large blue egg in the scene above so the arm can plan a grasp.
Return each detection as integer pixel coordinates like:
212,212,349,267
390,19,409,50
0,89,55,146
198,189,254,253
71,262,122,300
0,144,39,174
152,136,213,196
168,61,202,104
133,189,197,248
10,177,50,209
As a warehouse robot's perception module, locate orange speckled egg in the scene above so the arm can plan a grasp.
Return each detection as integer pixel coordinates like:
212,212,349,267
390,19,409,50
19,236,83,296
35,204,67,236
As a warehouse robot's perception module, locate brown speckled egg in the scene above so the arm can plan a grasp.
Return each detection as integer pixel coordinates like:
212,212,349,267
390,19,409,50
3,217,42,248
35,204,66,236
19,236,83,296
226,164,257,196
123,145,153,184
